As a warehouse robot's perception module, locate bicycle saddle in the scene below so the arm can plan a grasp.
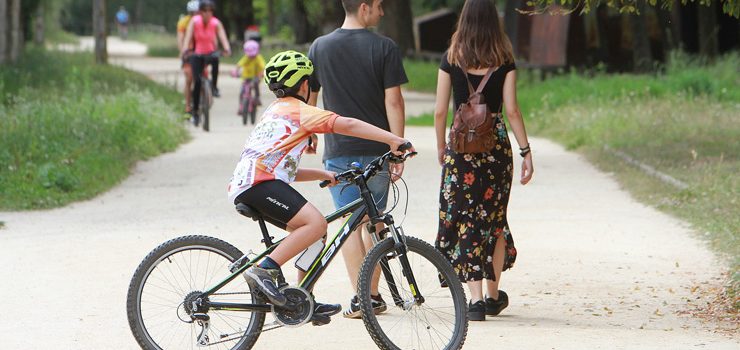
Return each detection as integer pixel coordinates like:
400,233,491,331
235,203,260,221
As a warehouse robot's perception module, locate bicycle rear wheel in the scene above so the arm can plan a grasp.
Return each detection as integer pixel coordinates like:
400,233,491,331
126,235,265,350
358,236,468,350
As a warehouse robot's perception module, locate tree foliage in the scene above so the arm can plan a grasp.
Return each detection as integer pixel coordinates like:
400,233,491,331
525,0,739,18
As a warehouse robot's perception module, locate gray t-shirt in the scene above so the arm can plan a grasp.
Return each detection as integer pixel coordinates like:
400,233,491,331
308,28,408,160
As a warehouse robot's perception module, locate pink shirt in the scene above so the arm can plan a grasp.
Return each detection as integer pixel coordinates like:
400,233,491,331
191,15,220,54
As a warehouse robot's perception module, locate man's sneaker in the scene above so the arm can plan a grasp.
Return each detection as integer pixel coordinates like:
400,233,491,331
213,88,221,98
485,290,509,316
243,266,287,306
342,294,387,319
468,300,486,321
191,112,200,126
311,301,342,326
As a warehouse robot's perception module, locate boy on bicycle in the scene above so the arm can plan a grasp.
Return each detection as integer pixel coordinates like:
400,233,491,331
227,51,414,322
231,40,265,115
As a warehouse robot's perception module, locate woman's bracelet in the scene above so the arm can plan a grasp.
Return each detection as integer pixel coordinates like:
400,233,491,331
519,144,531,157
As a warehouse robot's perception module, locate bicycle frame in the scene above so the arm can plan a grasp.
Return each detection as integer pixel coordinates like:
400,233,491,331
199,167,420,313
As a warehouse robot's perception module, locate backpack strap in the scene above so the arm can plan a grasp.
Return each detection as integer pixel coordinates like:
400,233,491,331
458,56,495,97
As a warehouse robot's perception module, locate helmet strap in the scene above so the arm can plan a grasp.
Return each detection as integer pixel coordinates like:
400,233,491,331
290,93,307,103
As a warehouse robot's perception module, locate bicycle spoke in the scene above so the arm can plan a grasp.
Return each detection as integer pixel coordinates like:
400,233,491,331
360,237,466,350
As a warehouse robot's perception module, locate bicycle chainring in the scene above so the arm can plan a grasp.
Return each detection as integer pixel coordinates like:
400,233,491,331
273,286,313,328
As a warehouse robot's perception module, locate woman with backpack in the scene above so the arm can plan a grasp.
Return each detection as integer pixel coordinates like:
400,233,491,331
433,0,534,321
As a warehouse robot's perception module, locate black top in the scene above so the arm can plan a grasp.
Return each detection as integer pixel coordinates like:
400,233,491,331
440,51,516,112
308,28,408,160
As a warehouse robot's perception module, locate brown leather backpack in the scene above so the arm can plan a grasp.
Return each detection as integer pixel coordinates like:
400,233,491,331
448,60,500,154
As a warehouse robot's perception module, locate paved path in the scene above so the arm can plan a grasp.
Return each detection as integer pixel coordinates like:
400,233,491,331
0,48,736,349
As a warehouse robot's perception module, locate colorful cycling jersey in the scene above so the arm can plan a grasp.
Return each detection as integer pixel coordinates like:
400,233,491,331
177,15,192,33
236,54,266,80
227,97,339,202
191,15,221,55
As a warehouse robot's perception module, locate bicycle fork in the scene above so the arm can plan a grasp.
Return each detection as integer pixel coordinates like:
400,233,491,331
370,219,425,309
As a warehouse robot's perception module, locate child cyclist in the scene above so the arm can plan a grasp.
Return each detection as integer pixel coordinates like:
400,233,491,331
227,51,415,322
231,40,265,115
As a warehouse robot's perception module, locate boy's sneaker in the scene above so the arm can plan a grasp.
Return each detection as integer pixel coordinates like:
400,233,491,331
484,290,509,316
468,300,486,321
243,266,287,307
342,294,387,319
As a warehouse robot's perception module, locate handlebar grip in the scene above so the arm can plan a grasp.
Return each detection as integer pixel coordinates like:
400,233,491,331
398,142,413,152
319,180,332,188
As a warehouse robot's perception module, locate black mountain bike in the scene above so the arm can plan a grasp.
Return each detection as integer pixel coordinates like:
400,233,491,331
126,143,468,350
191,51,220,132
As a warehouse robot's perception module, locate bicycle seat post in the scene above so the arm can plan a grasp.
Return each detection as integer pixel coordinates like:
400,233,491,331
257,216,274,247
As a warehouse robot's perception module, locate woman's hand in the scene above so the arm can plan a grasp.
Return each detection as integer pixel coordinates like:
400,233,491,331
520,153,534,185
437,146,446,166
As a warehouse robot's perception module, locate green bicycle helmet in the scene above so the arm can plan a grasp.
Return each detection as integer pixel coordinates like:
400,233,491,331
264,50,314,93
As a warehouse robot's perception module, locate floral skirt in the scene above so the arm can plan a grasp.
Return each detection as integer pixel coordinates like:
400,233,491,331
435,117,517,282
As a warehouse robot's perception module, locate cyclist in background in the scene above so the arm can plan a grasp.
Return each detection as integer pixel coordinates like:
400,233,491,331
115,6,130,40
177,0,199,114
244,24,262,43
181,0,231,121
232,40,265,115
228,50,414,322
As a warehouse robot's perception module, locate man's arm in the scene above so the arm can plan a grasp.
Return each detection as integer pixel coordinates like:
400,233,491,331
181,21,195,57
308,89,319,106
385,86,405,181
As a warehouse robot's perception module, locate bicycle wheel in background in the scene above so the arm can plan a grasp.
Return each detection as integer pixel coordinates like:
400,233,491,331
126,235,265,350
358,236,468,350
240,83,249,125
201,78,212,132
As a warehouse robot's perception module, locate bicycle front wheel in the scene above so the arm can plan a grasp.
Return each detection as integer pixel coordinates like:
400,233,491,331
358,236,468,350
126,235,265,350
201,80,211,132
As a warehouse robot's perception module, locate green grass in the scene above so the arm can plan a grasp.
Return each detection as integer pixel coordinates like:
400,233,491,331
404,53,740,304
129,30,180,57
0,48,189,210
403,59,439,93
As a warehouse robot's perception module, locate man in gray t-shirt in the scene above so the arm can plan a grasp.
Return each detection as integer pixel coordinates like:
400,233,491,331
308,0,408,319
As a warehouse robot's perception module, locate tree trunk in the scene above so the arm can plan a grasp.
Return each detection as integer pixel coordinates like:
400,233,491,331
697,0,719,59
292,0,314,44
267,0,275,35
93,0,107,64
629,1,652,72
0,0,7,64
378,0,414,55
504,0,521,57
135,0,143,25
9,0,20,62
34,4,44,45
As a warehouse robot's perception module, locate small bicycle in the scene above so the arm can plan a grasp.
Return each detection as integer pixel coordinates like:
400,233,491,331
238,78,259,125
126,144,469,350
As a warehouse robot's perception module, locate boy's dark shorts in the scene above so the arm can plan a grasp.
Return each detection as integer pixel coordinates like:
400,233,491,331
234,180,308,230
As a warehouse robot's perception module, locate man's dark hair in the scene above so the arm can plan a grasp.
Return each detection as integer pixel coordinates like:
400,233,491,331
341,0,373,14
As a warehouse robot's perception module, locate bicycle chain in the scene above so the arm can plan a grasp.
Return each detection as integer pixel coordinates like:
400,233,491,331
201,291,284,346
200,321,284,346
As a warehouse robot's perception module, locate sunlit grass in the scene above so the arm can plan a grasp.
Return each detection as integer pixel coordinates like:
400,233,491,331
0,48,188,210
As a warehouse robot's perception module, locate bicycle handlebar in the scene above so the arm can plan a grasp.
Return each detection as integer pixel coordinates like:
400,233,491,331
319,142,416,188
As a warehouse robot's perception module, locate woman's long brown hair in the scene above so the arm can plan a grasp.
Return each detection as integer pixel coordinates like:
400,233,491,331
448,0,514,69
